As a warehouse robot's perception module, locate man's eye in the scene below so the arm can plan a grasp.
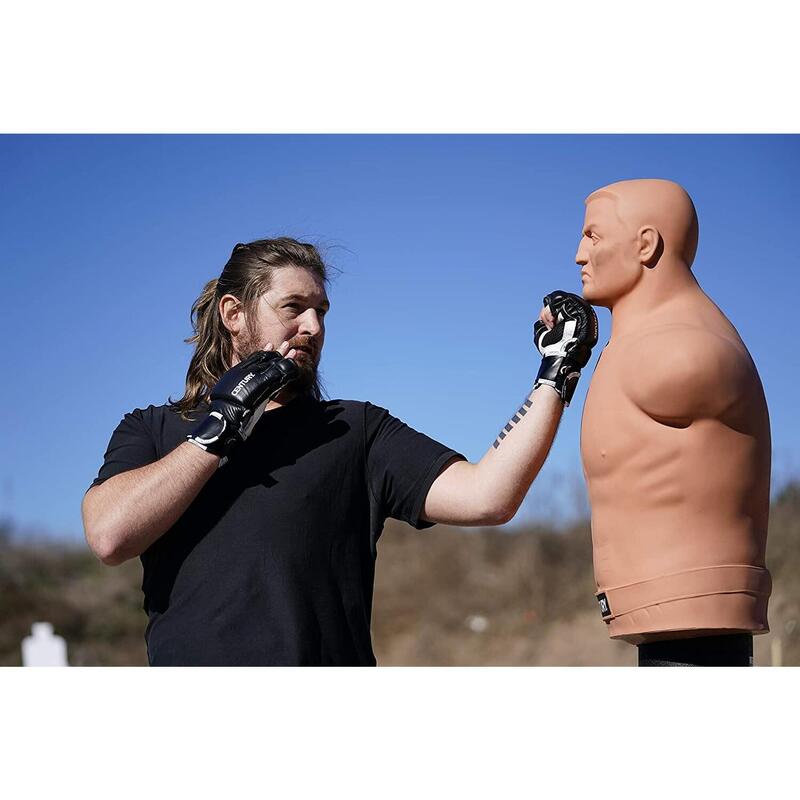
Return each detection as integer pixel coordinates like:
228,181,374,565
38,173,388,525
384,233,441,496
318,308,328,318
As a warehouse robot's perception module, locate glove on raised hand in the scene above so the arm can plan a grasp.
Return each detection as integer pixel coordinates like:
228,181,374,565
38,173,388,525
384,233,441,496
533,290,598,406
187,351,299,459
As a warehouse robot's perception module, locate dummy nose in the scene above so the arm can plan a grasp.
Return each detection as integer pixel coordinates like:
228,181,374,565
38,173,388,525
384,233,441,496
575,240,589,266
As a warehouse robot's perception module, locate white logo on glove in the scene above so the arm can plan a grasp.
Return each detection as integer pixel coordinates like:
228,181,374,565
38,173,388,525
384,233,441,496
231,372,256,397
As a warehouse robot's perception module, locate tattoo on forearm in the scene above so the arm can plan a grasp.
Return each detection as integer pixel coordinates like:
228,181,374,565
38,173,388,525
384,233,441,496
492,393,534,449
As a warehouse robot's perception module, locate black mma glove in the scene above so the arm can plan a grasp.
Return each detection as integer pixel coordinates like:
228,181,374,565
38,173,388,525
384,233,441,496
533,290,598,406
187,351,299,459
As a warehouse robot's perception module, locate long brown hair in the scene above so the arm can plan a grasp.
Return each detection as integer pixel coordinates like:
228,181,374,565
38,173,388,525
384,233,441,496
170,237,329,418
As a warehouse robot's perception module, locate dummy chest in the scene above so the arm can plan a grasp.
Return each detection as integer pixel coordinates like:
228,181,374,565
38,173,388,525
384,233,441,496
580,343,651,480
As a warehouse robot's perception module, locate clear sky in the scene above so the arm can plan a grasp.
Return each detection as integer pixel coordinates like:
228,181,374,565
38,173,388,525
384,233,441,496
1,134,798,539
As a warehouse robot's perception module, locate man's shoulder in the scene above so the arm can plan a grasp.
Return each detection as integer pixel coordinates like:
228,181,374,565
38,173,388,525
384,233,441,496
317,398,397,429
117,402,200,433
319,398,384,414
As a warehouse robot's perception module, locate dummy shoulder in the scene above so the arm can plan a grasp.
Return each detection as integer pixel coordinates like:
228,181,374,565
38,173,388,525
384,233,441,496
620,326,750,425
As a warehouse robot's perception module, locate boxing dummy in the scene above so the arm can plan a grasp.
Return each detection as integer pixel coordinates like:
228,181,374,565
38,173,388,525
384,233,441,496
576,179,772,666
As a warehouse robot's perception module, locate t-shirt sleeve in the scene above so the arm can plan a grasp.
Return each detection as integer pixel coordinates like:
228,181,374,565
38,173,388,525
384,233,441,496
364,402,464,530
88,408,158,491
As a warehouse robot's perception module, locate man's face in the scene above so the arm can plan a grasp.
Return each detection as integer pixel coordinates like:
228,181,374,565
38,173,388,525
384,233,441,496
238,266,329,395
575,196,642,308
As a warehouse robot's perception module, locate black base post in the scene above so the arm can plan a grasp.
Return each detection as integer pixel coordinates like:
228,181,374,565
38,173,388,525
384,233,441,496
638,633,753,667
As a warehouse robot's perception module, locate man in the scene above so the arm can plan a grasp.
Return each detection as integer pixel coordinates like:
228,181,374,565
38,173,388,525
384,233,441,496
83,237,597,666
567,179,772,667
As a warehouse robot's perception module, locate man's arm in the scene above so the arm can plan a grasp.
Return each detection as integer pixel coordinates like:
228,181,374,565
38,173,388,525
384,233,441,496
83,343,298,565
422,290,597,526
422,384,564,525
82,444,219,565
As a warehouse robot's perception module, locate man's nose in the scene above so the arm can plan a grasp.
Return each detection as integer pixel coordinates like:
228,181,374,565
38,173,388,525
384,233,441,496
575,240,589,266
298,309,323,337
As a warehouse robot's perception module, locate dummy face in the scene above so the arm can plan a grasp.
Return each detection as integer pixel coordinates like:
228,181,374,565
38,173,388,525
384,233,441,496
224,265,329,395
575,195,643,308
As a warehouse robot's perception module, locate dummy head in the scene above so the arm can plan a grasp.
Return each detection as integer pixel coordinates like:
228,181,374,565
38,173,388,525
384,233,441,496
575,179,699,308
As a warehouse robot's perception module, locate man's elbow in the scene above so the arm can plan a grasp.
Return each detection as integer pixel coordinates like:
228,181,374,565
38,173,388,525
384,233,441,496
96,544,129,567
479,501,517,527
491,505,517,526
84,525,128,566
82,498,129,566
477,477,522,525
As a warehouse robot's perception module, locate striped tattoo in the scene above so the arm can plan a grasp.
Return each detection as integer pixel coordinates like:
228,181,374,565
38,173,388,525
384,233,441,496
493,393,534,449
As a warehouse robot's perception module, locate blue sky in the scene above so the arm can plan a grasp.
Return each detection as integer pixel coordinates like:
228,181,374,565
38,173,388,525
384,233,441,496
1,134,798,539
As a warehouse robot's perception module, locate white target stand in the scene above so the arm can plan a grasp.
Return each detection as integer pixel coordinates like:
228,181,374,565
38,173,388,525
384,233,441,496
21,622,69,666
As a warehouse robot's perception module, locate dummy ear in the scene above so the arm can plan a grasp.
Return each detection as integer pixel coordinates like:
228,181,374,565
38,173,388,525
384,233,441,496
219,294,245,334
638,226,663,269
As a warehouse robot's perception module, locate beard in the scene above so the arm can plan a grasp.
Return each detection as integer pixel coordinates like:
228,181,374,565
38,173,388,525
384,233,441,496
236,332,323,401
285,348,321,397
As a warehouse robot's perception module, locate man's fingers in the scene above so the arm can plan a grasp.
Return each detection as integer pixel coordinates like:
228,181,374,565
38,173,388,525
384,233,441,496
278,341,290,355
539,306,555,329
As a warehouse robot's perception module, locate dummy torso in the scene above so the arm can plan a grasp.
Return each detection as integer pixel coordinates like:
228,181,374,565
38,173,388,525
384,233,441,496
577,180,772,645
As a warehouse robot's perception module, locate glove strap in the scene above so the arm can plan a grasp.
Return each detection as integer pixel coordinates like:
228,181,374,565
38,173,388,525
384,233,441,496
187,410,236,458
535,355,582,406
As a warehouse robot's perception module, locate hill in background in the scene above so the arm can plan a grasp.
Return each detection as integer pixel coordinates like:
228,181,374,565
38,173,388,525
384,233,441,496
2,483,798,666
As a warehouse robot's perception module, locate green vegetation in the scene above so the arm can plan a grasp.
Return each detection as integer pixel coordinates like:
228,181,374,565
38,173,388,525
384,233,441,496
2,484,798,666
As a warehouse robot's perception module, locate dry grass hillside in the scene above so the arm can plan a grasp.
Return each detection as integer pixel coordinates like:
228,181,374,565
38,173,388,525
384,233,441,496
1,483,798,666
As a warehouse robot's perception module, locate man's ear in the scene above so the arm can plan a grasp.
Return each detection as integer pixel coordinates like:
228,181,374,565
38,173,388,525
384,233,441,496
638,226,663,268
219,294,244,335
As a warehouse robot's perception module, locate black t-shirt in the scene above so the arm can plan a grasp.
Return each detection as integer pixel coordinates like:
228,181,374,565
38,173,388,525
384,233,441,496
90,396,462,666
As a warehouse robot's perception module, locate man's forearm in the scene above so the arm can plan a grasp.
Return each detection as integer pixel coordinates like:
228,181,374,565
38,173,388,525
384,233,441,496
82,442,220,565
423,290,595,526
475,384,564,519
422,384,563,526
